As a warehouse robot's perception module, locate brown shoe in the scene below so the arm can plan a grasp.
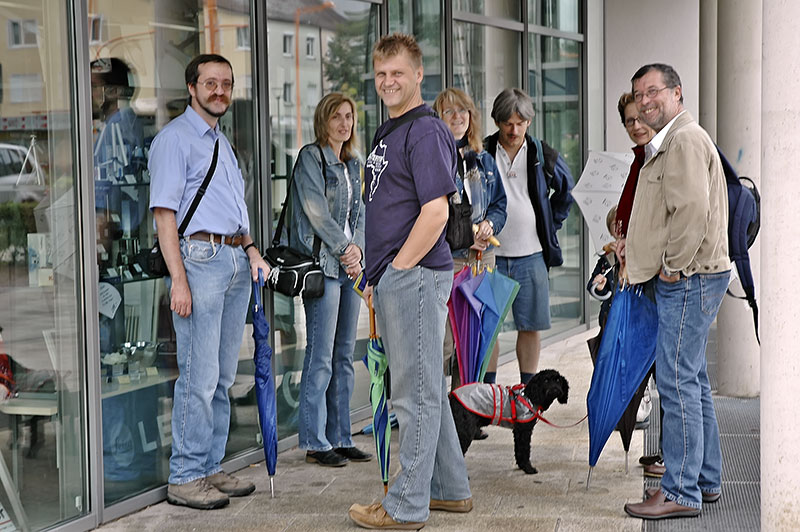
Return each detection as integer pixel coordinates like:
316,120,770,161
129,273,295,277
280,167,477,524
643,462,666,478
646,487,721,503
430,497,473,513
206,471,255,497
625,490,700,520
167,478,229,510
348,501,425,530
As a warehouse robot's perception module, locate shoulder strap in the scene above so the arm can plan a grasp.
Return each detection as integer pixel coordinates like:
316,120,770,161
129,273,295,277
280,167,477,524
371,109,436,150
271,144,324,260
178,139,219,236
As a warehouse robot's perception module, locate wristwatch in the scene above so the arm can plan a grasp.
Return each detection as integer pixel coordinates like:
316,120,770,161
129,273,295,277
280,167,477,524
485,219,494,231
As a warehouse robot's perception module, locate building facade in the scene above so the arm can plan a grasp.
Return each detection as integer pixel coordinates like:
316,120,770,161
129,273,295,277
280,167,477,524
3,1,786,530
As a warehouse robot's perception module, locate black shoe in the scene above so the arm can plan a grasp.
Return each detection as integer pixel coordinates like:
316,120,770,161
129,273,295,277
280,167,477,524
334,446,373,462
306,450,349,467
639,453,662,466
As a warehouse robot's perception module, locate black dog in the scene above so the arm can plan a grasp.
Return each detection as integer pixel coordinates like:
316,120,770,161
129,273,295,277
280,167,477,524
449,369,569,474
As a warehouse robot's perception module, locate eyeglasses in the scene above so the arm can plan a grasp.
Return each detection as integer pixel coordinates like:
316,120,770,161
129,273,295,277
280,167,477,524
633,86,671,102
441,108,469,118
625,116,643,128
197,78,234,92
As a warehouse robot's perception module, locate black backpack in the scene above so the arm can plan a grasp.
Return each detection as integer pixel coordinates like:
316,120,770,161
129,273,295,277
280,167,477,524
717,147,761,343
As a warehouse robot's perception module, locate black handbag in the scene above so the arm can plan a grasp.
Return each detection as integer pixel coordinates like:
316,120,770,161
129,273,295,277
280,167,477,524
263,145,326,299
145,139,219,277
445,154,474,250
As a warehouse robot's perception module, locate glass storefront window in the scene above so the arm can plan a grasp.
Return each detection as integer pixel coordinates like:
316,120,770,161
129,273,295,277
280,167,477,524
389,0,443,102
267,0,380,441
528,0,580,32
529,32,582,334
452,21,521,136
0,1,87,529
454,0,521,21
89,0,259,506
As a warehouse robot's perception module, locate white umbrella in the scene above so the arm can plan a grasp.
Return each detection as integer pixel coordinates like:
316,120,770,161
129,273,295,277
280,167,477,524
573,151,635,253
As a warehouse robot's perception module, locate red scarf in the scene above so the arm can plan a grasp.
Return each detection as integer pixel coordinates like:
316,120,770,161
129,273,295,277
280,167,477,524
615,144,646,237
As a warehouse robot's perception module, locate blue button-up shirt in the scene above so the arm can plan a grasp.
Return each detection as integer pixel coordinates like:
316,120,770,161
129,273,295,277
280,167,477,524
149,106,249,236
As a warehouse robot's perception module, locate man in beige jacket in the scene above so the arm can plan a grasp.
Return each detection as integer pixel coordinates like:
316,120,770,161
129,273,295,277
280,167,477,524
620,64,730,521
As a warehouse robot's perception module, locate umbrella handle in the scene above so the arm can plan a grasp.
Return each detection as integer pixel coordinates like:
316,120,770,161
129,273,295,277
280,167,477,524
253,272,264,311
367,295,377,339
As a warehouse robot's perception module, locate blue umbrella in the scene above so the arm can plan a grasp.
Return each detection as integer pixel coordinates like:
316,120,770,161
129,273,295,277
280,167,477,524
252,273,278,497
586,283,657,487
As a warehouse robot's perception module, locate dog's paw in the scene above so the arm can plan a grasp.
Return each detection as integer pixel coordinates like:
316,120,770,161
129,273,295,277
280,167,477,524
520,464,538,475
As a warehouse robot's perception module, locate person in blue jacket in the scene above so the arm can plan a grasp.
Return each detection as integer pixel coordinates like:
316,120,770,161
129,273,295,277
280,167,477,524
433,87,507,388
289,92,372,468
484,88,574,385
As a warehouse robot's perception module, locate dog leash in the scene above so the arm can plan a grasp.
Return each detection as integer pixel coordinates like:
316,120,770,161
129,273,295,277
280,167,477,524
510,388,588,429
534,411,588,429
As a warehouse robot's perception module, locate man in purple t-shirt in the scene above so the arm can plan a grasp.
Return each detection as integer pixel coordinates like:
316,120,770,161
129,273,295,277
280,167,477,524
348,34,472,530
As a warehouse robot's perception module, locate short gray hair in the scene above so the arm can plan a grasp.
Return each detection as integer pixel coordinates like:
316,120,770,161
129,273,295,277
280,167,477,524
491,88,534,123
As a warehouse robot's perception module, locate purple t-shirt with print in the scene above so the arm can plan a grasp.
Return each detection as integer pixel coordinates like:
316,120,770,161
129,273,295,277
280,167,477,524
364,104,457,285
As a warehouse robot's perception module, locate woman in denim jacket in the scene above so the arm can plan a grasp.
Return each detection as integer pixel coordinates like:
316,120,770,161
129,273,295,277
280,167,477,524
433,88,507,391
288,93,371,467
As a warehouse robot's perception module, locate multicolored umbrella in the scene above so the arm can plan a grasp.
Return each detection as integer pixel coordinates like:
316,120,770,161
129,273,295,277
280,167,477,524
362,297,391,495
252,274,278,497
476,267,520,381
586,283,657,487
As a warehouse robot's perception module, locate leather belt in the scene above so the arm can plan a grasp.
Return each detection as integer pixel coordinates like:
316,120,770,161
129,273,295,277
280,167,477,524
187,232,244,247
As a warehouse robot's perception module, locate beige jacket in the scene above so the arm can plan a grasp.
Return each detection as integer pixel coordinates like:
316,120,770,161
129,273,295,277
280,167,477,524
626,112,729,284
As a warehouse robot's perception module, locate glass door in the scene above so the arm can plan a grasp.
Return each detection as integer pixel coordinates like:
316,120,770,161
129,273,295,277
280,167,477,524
0,1,88,529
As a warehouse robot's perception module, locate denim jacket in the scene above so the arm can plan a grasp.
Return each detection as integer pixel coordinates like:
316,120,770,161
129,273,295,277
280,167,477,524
288,143,365,278
451,150,507,258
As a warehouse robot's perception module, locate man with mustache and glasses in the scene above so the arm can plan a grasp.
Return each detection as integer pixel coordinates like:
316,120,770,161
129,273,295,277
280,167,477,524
621,63,729,521
149,54,269,510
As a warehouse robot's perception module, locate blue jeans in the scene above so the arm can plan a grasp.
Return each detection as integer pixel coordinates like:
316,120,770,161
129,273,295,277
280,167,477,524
167,240,251,484
374,264,471,523
298,268,361,451
655,271,729,509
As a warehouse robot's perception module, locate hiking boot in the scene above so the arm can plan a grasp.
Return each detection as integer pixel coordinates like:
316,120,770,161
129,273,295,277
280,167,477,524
206,471,255,497
306,449,348,467
167,478,229,510
430,497,473,513
335,446,373,462
349,502,425,530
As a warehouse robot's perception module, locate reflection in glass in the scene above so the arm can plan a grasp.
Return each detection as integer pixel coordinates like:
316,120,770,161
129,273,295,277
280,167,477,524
389,0,443,102
454,0,521,21
528,0,580,32
90,0,259,506
267,1,380,442
453,22,521,136
0,1,86,529
529,33,582,334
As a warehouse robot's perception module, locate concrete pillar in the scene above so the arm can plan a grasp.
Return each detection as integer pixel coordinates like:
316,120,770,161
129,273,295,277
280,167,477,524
761,1,800,529
698,0,717,137
714,0,761,397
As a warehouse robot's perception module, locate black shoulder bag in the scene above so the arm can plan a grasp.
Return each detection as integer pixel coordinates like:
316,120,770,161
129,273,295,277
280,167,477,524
263,145,327,299
146,139,219,277
445,152,474,250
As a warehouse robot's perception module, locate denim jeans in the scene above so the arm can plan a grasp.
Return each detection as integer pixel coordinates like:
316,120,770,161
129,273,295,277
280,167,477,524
167,239,251,484
655,271,729,509
298,268,361,451
374,264,471,523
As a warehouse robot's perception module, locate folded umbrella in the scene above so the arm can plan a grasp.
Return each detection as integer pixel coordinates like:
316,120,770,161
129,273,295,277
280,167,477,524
476,268,520,381
586,283,657,488
362,297,391,495
252,273,278,497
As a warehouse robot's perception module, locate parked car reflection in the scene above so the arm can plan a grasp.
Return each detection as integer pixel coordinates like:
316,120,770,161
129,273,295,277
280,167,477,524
0,142,46,204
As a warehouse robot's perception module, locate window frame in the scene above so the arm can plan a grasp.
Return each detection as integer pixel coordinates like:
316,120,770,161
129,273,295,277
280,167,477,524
7,19,39,48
